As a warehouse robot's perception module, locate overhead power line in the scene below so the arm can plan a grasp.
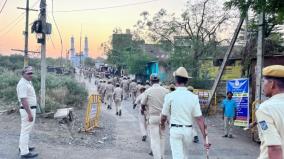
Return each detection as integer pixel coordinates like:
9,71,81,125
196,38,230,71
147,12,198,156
0,0,40,36
54,0,159,13
51,0,63,66
0,0,7,15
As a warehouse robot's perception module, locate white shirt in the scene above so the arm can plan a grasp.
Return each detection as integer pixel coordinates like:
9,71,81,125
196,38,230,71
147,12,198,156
162,87,202,125
16,77,37,106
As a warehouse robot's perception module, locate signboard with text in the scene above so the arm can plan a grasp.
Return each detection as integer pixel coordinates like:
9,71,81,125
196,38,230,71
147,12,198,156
226,78,249,127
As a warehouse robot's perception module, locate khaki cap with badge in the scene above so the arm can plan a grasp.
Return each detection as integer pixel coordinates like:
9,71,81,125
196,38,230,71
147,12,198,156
263,65,284,77
173,67,192,78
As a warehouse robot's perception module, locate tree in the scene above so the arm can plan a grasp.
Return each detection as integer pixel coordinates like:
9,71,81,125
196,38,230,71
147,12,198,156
225,0,284,38
225,0,284,76
134,0,233,78
84,57,96,67
105,29,156,76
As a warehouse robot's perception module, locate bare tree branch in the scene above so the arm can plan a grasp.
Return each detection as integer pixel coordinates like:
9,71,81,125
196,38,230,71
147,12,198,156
197,0,209,39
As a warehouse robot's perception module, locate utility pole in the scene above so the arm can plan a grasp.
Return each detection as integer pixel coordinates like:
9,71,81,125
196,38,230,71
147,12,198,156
255,12,264,106
206,17,245,115
39,0,47,113
17,0,37,67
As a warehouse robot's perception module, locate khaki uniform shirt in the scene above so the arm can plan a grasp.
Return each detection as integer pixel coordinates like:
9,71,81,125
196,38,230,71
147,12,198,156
256,93,284,159
121,80,129,91
101,83,107,94
113,87,123,102
16,78,37,106
162,87,202,125
105,84,114,95
141,84,169,116
145,84,151,90
136,84,143,96
129,82,137,92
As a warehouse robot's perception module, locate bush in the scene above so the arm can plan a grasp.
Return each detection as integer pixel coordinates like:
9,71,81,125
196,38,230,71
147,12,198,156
0,71,20,103
0,70,88,112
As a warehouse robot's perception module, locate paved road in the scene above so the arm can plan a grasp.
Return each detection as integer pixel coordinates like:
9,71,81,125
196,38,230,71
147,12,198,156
0,75,260,159
78,76,260,159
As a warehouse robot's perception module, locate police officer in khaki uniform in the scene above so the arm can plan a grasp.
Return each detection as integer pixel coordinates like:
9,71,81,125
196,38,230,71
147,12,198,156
105,80,114,109
17,66,38,158
160,67,210,159
129,79,137,104
256,65,284,159
133,86,147,142
121,77,129,100
141,73,169,159
113,83,123,116
101,80,107,104
136,80,143,96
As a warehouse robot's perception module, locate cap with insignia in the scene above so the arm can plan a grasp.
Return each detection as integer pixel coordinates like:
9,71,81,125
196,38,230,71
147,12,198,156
150,73,159,81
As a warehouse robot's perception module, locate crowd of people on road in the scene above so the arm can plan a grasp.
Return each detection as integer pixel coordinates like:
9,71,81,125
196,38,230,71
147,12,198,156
16,64,284,159
90,66,219,159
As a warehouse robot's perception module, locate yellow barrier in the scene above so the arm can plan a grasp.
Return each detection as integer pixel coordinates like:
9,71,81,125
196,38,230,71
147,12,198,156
193,89,217,115
250,100,262,142
84,94,102,132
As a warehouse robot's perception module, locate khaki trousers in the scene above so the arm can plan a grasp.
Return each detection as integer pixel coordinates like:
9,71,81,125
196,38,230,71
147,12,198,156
114,100,122,113
106,93,113,107
123,88,128,100
131,91,136,104
148,116,165,159
19,108,36,155
138,112,147,136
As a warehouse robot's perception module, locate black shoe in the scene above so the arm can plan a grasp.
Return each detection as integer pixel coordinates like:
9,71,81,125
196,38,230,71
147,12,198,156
19,147,36,153
119,110,121,116
142,136,147,142
116,112,118,115
193,136,199,143
21,152,38,158
228,134,233,138
149,151,153,156
222,135,228,138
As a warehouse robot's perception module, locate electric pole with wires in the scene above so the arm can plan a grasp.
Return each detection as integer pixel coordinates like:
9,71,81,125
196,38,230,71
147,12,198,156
39,0,47,113
17,0,38,67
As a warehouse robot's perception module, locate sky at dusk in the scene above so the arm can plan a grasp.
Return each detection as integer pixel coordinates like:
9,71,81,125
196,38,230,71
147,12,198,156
0,0,189,58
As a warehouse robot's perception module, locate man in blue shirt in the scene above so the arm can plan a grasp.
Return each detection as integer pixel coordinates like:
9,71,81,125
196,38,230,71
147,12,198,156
221,91,237,138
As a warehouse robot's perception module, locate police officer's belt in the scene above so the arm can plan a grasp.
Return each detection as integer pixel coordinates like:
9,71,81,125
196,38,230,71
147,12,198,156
171,124,192,128
20,106,37,109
